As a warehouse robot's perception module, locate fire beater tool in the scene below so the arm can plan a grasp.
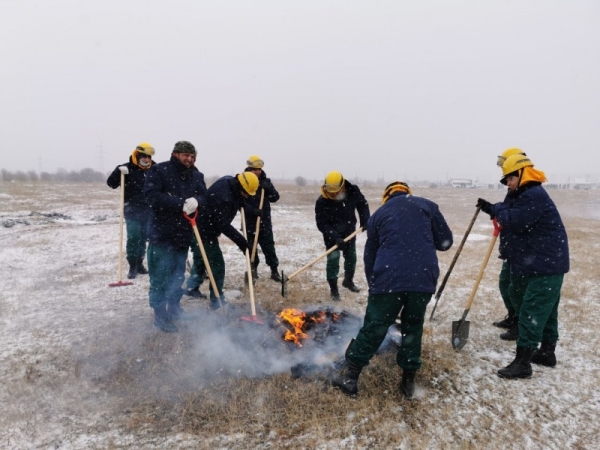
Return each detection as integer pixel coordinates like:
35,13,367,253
240,207,263,324
109,171,133,287
430,205,482,320
184,210,224,312
281,227,363,298
452,218,500,351
250,189,265,265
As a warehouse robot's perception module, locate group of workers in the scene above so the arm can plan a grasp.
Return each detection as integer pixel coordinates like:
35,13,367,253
108,143,569,400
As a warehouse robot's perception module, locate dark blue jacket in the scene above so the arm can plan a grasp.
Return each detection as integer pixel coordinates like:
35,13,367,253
364,192,453,294
197,176,248,251
144,156,207,250
315,181,370,248
491,183,569,276
106,156,151,221
243,169,279,234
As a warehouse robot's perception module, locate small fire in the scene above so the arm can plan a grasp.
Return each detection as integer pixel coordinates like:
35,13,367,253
277,308,340,347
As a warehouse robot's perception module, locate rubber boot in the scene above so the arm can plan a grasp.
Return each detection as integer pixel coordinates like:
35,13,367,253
270,266,282,282
400,370,417,399
127,258,137,279
498,346,534,379
342,272,360,293
328,279,340,301
331,359,363,396
136,257,149,275
500,318,519,341
493,313,516,329
531,341,557,367
153,305,178,333
184,287,207,299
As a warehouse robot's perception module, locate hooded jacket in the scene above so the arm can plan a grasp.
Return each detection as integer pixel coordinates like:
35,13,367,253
491,183,569,276
242,168,279,233
106,154,152,220
364,192,453,294
315,180,370,248
144,156,207,250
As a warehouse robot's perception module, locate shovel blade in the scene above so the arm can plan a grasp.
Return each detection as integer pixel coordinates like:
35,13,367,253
451,320,470,351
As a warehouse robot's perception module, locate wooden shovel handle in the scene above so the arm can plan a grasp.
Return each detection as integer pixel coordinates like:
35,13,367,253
250,189,265,263
240,208,257,317
287,227,363,281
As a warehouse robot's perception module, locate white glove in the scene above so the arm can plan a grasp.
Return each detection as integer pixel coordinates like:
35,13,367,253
118,166,129,175
183,197,198,215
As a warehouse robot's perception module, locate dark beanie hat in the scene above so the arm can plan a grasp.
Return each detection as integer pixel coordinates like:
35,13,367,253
173,141,196,155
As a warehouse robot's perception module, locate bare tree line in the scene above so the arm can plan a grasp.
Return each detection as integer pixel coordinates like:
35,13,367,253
0,168,106,183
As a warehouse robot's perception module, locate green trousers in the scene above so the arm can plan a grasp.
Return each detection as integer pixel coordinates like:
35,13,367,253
125,218,148,261
509,274,563,348
147,244,187,309
247,228,279,270
498,261,515,315
186,238,225,303
347,292,432,371
326,242,357,280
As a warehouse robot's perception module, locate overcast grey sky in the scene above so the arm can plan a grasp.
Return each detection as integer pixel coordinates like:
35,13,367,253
1,0,598,183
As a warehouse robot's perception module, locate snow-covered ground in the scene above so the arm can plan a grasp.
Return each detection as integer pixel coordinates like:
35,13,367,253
1,181,599,449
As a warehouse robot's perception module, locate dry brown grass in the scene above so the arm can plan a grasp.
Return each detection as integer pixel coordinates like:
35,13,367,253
2,181,600,448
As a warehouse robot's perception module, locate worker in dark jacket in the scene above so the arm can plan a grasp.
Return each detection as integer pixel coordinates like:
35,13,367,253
478,155,569,379
185,172,258,309
243,155,281,282
144,141,207,333
106,142,154,279
332,181,453,399
315,171,370,300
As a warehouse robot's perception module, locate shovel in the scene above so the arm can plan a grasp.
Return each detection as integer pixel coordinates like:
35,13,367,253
184,210,224,312
109,171,133,287
452,218,500,351
240,208,263,324
281,227,362,297
429,205,481,320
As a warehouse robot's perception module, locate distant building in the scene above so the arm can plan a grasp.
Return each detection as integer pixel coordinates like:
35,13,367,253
450,178,477,188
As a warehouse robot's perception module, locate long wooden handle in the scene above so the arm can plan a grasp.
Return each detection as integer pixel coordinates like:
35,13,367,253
463,232,499,311
191,224,222,301
250,189,265,262
117,172,126,282
287,227,363,281
240,209,257,316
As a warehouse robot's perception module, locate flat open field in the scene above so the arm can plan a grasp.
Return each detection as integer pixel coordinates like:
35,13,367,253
1,181,599,449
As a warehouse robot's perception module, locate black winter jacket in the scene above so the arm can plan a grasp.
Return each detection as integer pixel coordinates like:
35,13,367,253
243,168,279,233
106,156,151,220
144,156,207,250
197,176,248,251
315,181,370,249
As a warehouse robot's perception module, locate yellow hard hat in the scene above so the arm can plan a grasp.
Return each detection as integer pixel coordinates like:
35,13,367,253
497,147,525,167
324,171,345,193
382,181,412,204
247,155,264,169
502,154,534,176
237,172,259,195
135,142,155,157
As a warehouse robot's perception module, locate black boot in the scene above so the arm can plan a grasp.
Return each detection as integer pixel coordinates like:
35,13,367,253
136,257,149,275
342,272,360,293
127,258,137,279
531,341,557,367
183,287,207,299
153,305,178,333
332,359,363,396
500,318,519,341
270,266,282,282
400,370,417,399
498,346,534,379
493,313,516,329
328,279,340,301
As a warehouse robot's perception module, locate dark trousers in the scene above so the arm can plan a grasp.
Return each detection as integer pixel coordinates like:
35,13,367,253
125,217,148,261
510,274,563,348
498,261,515,315
147,244,187,309
326,242,357,280
247,228,279,270
347,292,432,371
187,238,225,303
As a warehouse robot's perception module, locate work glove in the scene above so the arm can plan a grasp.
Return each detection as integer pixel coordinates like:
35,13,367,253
335,237,347,251
118,166,129,175
183,197,198,215
252,207,263,218
476,198,494,217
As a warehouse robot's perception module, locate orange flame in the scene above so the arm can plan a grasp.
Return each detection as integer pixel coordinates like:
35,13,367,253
278,308,308,346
